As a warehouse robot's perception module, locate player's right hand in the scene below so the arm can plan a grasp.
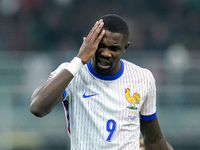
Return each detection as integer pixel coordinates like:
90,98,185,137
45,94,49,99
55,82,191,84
77,19,105,64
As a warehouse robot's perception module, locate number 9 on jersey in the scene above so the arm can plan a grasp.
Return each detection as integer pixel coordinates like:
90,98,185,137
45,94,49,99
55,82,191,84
106,119,116,142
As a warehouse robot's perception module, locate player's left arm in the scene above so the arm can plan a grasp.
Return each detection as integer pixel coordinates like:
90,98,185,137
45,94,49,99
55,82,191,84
140,116,173,150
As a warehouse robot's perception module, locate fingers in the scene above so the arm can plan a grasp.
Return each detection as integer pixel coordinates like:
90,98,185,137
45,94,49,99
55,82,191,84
95,29,105,44
77,20,105,64
87,20,99,38
86,19,104,42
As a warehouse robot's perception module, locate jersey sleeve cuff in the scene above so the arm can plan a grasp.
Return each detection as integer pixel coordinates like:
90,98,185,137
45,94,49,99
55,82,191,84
140,111,157,121
63,90,67,100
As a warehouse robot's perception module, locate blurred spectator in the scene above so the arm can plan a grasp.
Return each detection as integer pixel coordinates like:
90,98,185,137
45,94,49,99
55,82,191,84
0,0,20,16
0,0,199,52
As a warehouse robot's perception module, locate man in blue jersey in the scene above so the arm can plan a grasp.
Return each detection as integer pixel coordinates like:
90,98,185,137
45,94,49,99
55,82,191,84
30,14,172,150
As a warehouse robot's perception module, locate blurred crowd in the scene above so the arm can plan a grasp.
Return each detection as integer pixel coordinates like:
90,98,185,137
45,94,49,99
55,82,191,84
0,0,200,52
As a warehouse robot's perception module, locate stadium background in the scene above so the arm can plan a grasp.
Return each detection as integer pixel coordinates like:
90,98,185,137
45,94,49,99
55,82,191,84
0,0,200,149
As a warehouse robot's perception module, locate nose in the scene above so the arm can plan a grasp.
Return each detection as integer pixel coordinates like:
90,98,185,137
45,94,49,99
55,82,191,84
100,48,112,58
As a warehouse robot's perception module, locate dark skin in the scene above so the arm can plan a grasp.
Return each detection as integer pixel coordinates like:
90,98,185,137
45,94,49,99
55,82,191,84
30,19,171,150
141,117,172,150
91,30,129,76
30,20,105,117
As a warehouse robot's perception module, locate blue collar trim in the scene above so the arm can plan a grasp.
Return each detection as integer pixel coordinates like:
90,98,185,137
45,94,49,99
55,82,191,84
87,59,124,81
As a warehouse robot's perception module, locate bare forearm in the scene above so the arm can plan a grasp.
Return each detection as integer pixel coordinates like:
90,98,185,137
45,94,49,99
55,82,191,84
145,143,173,150
141,117,172,150
30,20,105,117
30,69,73,117
144,137,169,150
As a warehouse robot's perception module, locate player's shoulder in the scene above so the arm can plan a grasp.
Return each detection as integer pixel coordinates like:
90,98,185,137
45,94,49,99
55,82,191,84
52,62,87,76
122,59,150,72
122,59,154,78
53,62,69,74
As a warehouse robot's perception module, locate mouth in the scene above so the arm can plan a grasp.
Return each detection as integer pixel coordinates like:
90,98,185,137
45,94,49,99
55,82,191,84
97,58,111,70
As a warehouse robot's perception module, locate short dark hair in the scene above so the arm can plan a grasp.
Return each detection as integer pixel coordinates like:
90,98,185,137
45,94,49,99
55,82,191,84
100,14,129,40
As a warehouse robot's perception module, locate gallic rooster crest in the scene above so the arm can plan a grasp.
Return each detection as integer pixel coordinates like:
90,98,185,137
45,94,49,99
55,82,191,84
125,88,140,110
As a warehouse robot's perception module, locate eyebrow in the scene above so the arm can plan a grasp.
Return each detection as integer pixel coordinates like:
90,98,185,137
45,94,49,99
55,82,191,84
100,41,121,47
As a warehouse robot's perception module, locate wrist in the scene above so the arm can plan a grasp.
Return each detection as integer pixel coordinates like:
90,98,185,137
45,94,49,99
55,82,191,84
65,57,84,76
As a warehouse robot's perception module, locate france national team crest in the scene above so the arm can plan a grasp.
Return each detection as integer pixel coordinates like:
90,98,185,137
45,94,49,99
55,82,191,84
125,86,140,110
125,85,141,121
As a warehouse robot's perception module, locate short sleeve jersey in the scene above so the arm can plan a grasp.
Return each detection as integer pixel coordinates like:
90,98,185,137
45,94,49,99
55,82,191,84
49,59,157,150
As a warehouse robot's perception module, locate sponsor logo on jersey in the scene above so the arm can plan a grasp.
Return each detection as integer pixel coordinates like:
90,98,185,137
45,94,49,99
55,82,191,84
82,93,99,98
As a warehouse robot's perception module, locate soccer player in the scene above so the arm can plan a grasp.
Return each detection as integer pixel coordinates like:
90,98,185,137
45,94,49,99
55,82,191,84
30,14,172,150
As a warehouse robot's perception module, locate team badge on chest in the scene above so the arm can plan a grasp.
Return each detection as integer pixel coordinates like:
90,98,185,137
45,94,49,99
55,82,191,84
125,85,141,122
125,85,141,110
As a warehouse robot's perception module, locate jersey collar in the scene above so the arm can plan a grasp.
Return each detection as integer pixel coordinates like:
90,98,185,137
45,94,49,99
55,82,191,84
87,59,124,81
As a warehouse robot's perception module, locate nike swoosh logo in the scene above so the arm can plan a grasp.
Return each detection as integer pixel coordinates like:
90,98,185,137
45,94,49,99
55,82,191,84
83,93,99,98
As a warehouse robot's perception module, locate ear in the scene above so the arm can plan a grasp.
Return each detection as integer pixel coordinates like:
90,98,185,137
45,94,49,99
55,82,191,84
124,42,130,52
